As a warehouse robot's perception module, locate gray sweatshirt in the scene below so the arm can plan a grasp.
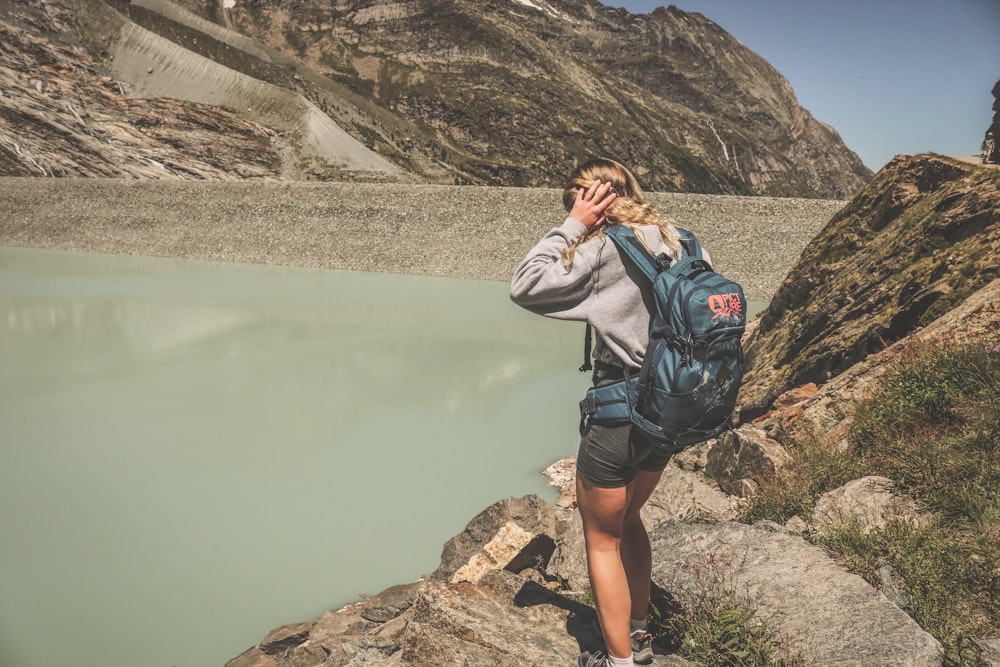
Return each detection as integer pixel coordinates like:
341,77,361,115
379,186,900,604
510,217,705,371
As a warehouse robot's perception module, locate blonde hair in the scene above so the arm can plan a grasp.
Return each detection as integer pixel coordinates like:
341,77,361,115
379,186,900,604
561,158,681,268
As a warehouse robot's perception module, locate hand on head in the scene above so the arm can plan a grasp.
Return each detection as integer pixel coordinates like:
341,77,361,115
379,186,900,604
570,180,617,231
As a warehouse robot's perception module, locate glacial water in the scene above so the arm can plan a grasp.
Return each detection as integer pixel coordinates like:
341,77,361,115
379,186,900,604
0,246,594,667
0,245,764,667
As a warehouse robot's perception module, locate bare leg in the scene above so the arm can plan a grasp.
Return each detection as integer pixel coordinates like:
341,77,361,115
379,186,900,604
621,468,664,622
577,474,634,659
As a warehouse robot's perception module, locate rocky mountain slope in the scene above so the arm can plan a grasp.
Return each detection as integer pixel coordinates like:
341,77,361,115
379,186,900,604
1,0,871,196
224,154,998,666
738,154,1000,421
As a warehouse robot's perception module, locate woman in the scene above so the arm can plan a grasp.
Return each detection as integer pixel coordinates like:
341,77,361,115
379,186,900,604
510,158,701,667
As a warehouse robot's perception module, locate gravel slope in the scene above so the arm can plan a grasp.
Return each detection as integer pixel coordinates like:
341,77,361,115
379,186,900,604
0,178,846,300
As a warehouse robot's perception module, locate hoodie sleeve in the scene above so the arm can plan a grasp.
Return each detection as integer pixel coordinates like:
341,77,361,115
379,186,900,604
509,217,597,321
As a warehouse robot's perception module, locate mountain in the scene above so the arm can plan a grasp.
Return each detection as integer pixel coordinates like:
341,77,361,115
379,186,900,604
1,0,872,196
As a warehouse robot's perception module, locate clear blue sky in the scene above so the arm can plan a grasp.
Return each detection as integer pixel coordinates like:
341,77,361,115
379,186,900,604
607,0,1000,171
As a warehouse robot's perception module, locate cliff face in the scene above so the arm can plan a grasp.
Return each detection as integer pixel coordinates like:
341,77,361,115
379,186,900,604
0,0,284,178
1,0,872,195
738,154,1000,420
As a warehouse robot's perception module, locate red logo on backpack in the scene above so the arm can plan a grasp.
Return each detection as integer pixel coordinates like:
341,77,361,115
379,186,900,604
708,293,743,321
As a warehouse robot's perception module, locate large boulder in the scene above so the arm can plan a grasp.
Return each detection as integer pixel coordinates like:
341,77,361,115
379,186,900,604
704,425,792,497
650,522,943,666
432,495,560,584
810,476,925,535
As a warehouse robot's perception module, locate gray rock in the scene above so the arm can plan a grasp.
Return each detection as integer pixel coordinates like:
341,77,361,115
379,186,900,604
649,522,943,666
704,425,791,497
359,583,421,624
811,476,924,535
642,464,740,526
260,622,315,655
545,462,738,592
976,637,1000,666
545,507,587,593
432,495,559,583
402,569,599,665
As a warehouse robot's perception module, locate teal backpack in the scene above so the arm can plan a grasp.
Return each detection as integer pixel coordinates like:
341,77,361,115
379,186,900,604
579,225,747,449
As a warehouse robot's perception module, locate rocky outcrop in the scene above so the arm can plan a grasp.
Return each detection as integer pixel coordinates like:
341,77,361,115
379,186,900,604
747,277,1000,453
983,79,1000,164
2,0,871,194
226,490,943,666
651,522,942,666
738,155,999,420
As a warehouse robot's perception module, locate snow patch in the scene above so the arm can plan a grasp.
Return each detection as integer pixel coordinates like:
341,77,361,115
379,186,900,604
510,0,569,20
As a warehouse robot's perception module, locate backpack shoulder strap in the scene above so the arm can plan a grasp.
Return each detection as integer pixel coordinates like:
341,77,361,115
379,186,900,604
602,225,660,283
673,226,704,261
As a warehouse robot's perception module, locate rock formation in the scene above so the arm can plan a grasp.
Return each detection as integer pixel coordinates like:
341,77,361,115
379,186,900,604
225,154,998,667
1,0,872,195
738,154,1000,421
983,79,1000,164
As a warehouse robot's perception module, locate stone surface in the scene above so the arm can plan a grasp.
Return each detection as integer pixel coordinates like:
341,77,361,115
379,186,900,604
704,425,792,497
739,155,1000,420
977,638,1000,666
449,520,537,584
650,522,943,666
750,277,1000,451
432,495,559,583
811,476,924,534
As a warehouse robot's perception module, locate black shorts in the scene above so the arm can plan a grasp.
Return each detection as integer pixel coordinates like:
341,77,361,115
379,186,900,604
576,421,673,488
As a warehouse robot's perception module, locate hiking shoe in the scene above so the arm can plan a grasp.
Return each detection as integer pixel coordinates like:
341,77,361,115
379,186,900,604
631,629,653,664
577,650,613,667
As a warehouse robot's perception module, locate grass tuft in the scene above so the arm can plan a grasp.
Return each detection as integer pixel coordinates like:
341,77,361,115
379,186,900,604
654,553,804,666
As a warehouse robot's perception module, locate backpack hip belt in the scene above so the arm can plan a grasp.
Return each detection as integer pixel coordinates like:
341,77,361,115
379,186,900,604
578,374,637,433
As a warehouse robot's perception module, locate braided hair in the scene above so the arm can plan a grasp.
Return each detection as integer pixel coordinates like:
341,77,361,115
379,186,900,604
560,157,681,268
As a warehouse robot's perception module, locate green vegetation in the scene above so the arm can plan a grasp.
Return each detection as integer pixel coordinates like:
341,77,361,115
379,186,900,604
665,597,802,666
741,343,1000,663
653,555,803,666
